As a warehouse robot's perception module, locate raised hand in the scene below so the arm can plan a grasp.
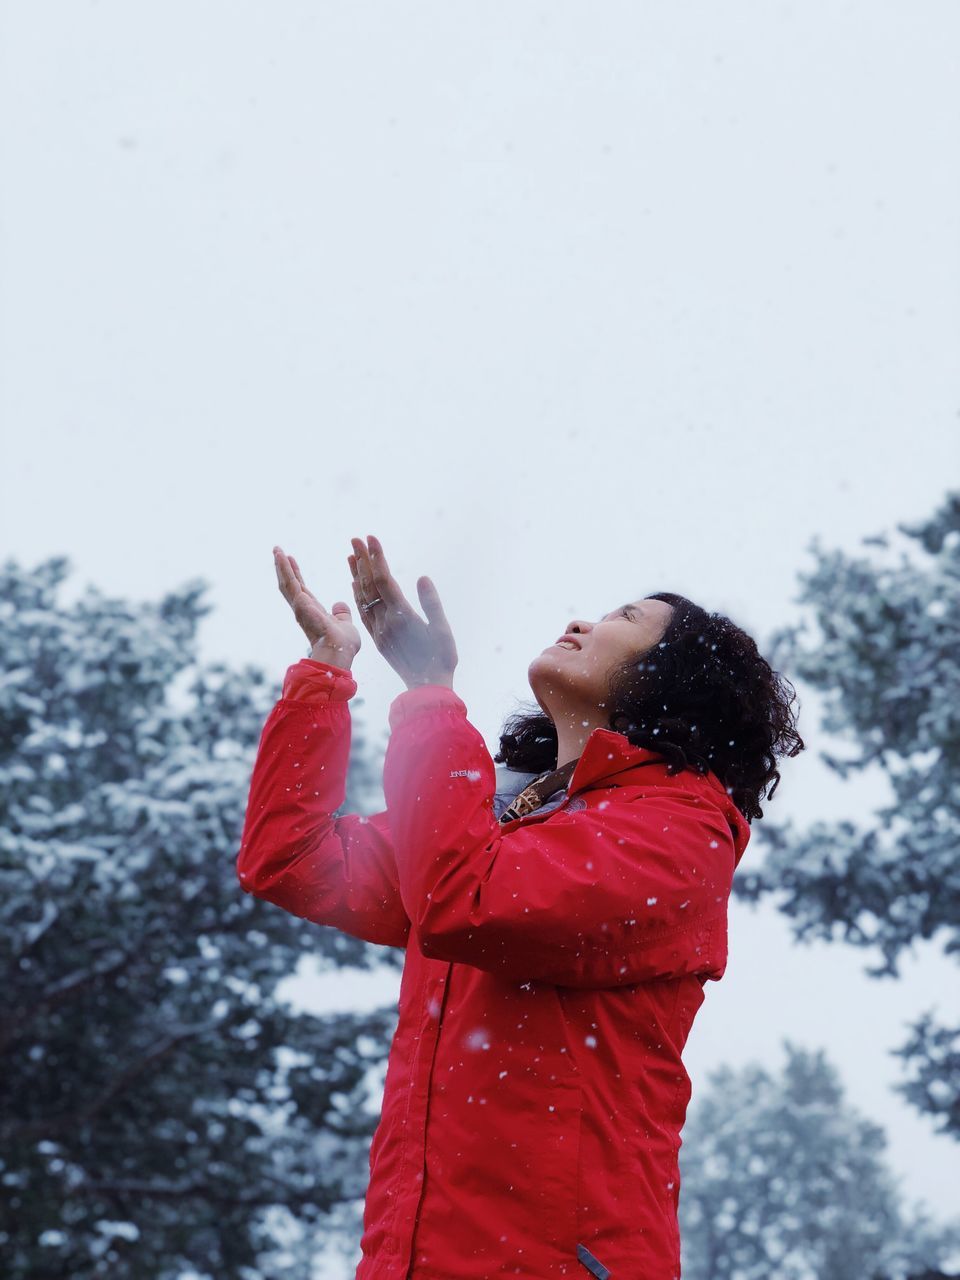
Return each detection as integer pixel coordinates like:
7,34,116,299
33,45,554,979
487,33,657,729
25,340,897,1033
348,535,458,689
273,545,361,669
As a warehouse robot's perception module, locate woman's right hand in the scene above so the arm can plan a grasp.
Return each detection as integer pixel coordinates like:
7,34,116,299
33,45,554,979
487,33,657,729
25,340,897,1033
273,545,361,669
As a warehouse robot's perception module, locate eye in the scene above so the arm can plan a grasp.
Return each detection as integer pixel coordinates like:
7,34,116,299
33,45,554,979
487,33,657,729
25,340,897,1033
620,606,636,620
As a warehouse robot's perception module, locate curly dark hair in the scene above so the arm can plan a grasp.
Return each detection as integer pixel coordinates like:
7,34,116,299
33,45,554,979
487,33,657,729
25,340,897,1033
493,592,805,823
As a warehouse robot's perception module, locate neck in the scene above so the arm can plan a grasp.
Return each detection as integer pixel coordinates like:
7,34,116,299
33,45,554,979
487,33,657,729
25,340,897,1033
552,706,608,770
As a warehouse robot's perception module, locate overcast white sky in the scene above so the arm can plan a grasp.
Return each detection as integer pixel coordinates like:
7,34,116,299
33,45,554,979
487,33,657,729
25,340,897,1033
2,0,958,1225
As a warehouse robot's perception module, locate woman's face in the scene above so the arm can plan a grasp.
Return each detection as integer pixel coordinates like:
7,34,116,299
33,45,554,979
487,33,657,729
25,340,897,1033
528,597,675,719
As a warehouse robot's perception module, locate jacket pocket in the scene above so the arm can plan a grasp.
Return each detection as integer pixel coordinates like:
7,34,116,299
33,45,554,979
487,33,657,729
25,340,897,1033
576,1242,612,1279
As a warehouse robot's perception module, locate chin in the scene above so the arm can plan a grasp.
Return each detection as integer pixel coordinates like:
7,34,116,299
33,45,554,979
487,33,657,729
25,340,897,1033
526,655,551,689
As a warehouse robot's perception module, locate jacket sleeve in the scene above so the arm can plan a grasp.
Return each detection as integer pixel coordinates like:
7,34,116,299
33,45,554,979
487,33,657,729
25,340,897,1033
382,685,736,987
235,658,410,950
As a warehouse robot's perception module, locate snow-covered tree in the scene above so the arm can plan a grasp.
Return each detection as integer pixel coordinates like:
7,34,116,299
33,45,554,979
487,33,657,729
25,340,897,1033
0,555,399,1279
734,491,960,1140
678,1042,960,1280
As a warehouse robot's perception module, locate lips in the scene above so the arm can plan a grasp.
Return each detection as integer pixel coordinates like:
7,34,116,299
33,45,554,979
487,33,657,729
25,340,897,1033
553,636,581,650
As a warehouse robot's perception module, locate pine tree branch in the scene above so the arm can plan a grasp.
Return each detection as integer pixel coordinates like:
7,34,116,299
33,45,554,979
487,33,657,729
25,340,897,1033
73,1174,329,1210
0,917,177,1056
0,1018,223,1143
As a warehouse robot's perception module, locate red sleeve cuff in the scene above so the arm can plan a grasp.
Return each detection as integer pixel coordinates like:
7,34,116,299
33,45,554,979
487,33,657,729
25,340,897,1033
388,683,467,730
281,658,358,703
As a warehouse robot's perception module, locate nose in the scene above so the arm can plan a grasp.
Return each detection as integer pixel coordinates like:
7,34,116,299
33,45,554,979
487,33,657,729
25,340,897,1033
567,620,592,636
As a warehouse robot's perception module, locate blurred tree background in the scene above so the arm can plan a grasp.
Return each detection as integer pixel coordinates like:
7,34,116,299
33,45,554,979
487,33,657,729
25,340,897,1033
678,1042,960,1280
0,557,400,1278
735,491,960,1144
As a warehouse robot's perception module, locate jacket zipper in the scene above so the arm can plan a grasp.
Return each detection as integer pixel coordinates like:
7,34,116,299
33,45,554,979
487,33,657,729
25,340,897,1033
577,1242,612,1278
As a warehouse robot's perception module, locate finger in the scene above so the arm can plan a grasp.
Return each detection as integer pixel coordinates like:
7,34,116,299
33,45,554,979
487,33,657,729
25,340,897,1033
367,535,389,573
350,538,376,599
348,553,371,614
273,547,296,602
287,554,307,593
368,536,418,616
350,573,376,633
277,550,314,610
287,554,319,602
366,534,404,605
417,576,452,632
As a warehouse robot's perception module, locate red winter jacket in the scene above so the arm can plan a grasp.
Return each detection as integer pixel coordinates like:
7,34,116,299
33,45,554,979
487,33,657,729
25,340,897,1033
236,659,751,1280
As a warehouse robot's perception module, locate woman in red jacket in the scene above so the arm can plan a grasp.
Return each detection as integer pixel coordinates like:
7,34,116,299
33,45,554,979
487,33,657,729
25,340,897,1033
237,537,804,1280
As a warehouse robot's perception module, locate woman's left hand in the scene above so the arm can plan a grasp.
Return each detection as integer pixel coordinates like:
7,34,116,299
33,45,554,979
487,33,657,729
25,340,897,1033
348,535,458,689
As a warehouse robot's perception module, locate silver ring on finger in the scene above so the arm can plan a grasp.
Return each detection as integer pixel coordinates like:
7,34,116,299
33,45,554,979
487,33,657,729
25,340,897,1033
360,596,383,612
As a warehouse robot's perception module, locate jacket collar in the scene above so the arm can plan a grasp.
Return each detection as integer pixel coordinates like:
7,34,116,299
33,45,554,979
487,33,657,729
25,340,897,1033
567,727,665,796
567,727,752,866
